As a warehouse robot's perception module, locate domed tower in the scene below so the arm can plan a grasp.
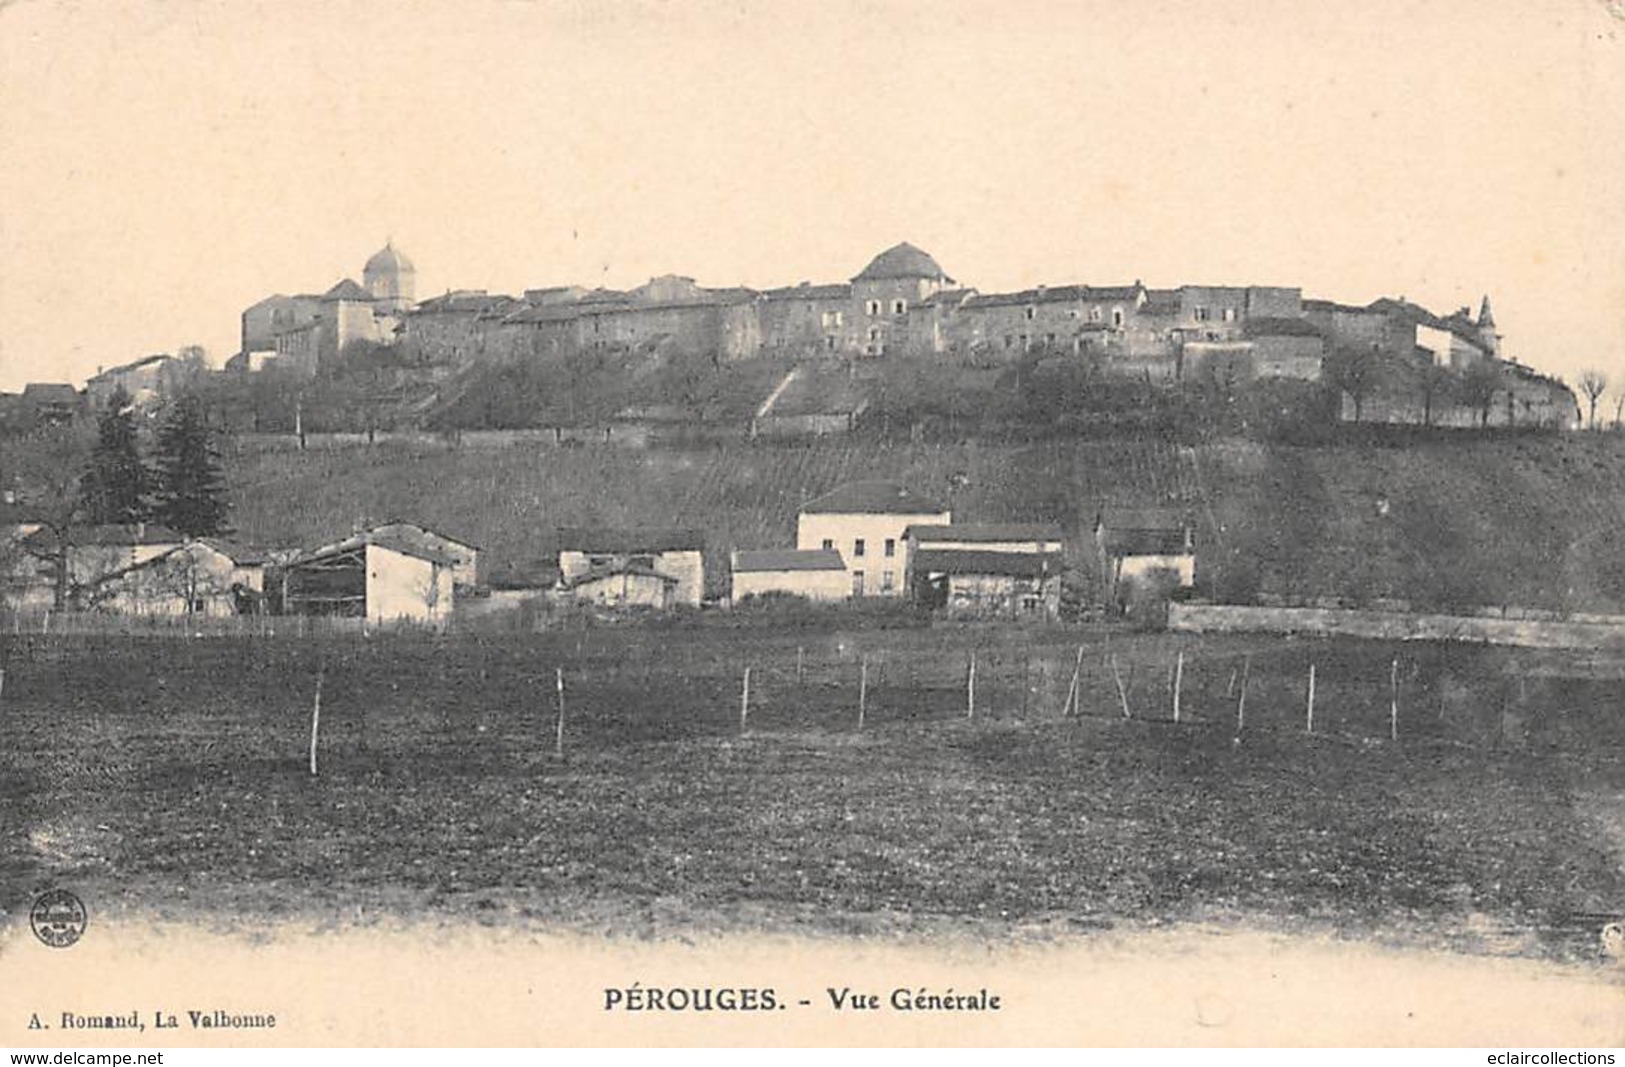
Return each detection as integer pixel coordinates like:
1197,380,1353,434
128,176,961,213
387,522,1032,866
1476,294,1501,359
850,242,954,357
363,240,416,314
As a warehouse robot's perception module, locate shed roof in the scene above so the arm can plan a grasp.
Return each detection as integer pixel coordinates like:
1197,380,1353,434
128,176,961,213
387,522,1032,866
799,480,947,516
732,548,846,573
913,549,1063,578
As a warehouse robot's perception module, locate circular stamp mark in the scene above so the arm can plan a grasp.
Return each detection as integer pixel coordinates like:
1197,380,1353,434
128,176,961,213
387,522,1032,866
30,889,87,949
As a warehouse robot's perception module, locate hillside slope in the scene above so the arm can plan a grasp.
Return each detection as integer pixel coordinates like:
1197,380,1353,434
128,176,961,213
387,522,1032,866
219,433,1625,610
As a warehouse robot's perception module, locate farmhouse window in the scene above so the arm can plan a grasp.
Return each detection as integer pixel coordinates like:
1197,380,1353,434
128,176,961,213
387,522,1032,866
853,538,866,558
884,538,895,558
1111,307,1125,328
1194,306,1210,322
882,570,895,593
1223,307,1237,322
1090,307,1102,322
1025,306,1036,320
852,571,865,596
866,300,882,316
821,538,834,551
893,299,907,315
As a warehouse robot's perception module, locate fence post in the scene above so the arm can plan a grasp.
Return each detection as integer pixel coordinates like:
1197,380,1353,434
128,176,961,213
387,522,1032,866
1064,644,1084,717
1236,654,1250,734
1172,650,1184,723
740,666,751,734
1389,657,1400,741
1306,662,1316,734
554,667,566,759
1110,654,1131,719
858,657,868,731
796,646,804,687
967,652,977,720
308,664,325,777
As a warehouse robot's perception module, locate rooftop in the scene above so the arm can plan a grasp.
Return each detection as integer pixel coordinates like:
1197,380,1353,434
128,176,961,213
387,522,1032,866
912,548,1063,579
322,278,373,302
853,242,954,284
732,548,846,573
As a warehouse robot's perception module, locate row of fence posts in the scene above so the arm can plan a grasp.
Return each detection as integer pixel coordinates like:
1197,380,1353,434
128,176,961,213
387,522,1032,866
287,643,1415,778
733,645,1410,740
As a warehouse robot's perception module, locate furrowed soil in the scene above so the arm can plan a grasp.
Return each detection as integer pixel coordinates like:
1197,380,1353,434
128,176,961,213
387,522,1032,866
2,628,1623,965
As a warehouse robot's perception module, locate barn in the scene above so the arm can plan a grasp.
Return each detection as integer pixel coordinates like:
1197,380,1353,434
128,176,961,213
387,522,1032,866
280,532,455,627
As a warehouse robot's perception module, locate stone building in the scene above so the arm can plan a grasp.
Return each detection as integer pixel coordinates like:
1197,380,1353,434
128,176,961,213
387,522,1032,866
233,242,415,377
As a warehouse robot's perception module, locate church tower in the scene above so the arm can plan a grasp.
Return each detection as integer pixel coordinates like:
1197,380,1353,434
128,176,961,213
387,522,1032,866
1476,294,1501,359
363,241,416,314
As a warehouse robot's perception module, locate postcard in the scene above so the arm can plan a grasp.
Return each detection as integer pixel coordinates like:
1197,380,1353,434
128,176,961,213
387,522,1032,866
2,0,1623,1049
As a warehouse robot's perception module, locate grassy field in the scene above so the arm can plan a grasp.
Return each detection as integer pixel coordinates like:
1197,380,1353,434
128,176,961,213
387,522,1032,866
218,431,1625,610
3,626,1622,960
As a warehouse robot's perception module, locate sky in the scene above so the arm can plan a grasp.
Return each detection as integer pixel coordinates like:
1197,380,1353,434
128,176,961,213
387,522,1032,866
1,0,1622,391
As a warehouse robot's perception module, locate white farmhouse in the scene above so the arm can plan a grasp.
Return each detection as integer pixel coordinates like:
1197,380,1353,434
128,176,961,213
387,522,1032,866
796,481,950,598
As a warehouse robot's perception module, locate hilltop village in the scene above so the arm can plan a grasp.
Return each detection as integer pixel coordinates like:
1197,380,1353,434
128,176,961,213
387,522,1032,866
213,241,1578,433
0,241,1603,631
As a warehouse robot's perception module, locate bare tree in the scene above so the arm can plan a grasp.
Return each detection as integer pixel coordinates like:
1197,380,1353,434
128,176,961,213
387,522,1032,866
1579,369,1608,430
1459,359,1504,429
1325,344,1380,423
4,421,94,608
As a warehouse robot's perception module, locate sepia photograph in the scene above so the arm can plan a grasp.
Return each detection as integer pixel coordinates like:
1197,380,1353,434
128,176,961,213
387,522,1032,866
1,0,1623,1050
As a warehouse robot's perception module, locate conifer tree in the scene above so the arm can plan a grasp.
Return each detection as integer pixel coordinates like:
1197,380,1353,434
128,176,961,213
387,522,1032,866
150,395,231,537
81,387,149,525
